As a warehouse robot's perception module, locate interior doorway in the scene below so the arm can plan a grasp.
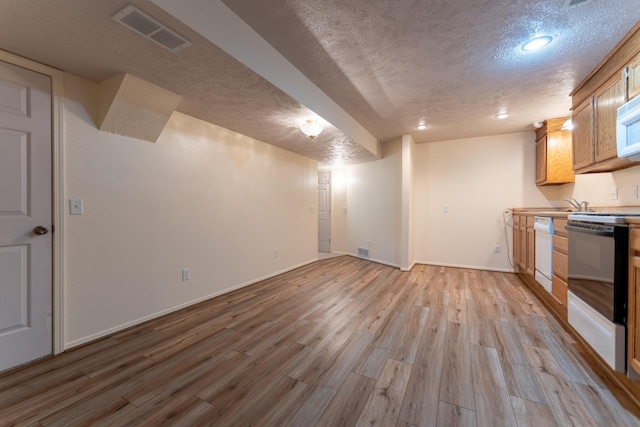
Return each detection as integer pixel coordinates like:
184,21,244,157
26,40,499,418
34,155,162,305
0,60,53,371
317,171,331,253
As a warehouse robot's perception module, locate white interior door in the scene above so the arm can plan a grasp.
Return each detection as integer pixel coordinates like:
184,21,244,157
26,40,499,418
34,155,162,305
318,171,331,253
0,60,52,372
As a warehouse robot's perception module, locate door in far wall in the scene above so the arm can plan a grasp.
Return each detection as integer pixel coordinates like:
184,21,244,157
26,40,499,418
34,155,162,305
0,61,52,372
318,171,331,253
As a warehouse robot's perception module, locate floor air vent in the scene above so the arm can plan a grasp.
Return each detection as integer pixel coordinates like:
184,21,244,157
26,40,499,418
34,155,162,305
357,247,370,259
112,5,192,52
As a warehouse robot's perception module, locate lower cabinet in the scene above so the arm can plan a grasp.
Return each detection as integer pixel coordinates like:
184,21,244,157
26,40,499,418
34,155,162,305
512,213,535,277
628,227,640,375
552,218,569,308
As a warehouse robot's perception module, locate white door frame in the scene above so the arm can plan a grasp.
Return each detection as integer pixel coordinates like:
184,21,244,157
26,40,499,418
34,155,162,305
0,50,65,354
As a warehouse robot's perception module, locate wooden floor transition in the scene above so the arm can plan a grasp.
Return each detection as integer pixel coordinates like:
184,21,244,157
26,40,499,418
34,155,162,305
1,256,640,426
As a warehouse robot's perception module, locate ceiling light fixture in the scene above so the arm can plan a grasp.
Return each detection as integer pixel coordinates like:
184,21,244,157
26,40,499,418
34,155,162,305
522,36,553,51
496,113,509,120
299,119,324,139
416,123,428,130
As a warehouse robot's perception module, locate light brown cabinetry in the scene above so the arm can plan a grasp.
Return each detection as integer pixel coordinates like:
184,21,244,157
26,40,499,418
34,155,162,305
512,214,535,277
535,118,574,185
551,218,569,309
513,215,521,266
570,25,640,174
627,52,640,100
572,98,594,170
572,74,630,173
628,227,640,375
526,225,535,276
595,75,626,163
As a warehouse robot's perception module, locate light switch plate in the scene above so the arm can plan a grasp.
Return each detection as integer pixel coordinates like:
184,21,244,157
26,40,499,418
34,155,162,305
69,198,84,215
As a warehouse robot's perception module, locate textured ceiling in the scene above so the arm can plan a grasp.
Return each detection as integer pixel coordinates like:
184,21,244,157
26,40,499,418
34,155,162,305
1,0,639,166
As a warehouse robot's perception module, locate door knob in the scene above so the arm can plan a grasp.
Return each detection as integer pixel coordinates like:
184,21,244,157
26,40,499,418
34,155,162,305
33,226,49,235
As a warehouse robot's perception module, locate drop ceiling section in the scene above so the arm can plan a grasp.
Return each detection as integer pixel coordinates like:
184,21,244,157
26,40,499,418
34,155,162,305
0,0,375,165
222,0,640,143
0,0,639,164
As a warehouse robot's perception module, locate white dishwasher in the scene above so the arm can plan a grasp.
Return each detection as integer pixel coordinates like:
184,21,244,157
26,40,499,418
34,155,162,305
534,216,554,293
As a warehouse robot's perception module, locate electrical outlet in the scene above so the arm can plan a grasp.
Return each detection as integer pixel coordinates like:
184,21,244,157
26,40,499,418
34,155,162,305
494,245,501,253
610,187,618,200
182,268,190,281
443,206,449,213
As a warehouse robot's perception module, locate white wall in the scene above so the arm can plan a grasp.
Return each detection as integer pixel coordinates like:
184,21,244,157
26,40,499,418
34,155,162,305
62,74,318,347
414,132,552,271
346,139,402,267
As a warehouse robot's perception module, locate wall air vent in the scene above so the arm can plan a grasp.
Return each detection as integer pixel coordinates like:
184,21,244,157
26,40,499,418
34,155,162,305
357,247,370,259
112,4,192,52
562,0,593,11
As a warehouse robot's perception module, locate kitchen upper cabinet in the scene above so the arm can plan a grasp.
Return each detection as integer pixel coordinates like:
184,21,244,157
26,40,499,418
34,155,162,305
535,118,574,185
627,52,640,101
572,97,594,171
628,227,640,376
572,74,631,173
570,24,640,174
594,75,625,163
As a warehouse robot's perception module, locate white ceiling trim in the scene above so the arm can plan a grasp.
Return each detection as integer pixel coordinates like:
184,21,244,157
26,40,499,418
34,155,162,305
150,0,381,158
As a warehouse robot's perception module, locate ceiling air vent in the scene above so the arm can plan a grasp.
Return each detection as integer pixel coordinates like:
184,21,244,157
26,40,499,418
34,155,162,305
562,0,594,11
112,4,192,52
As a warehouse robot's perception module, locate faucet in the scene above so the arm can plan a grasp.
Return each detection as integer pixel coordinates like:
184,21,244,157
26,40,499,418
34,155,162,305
563,198,592,212
563,198,581,211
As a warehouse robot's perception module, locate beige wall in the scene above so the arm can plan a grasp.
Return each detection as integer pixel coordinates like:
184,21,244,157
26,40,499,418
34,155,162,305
62,74,318,347
345,139,402,267
413,132,551,271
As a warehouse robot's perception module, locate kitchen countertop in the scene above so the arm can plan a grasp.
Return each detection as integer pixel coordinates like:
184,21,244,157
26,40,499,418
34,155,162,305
513,207,640,223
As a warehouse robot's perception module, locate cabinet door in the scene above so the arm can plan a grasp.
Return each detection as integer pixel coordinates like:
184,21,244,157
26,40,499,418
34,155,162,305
628,53,640,100
519,226,527,270
594,75,625,163
513,223,521,266
629,229,640,375
526,227,535,275
572,97,594,170
535,137,547,184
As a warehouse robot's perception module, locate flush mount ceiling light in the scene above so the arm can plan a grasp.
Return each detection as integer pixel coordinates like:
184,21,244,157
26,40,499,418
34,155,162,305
496,113,509,120
522,36,553,51
299,119,324,139
416,123,428,130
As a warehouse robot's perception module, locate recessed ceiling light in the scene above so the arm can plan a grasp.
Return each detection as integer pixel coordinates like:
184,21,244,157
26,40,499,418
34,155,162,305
496,113,509,120
522,36,553,51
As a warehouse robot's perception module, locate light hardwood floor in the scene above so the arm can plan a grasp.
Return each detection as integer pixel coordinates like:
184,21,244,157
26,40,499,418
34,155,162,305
1,256,640,426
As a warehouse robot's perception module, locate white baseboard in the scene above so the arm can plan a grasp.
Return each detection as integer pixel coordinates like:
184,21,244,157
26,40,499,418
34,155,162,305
414,260,516,273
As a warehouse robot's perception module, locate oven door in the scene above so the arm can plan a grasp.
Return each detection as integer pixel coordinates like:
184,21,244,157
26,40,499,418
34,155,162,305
566,222,627,324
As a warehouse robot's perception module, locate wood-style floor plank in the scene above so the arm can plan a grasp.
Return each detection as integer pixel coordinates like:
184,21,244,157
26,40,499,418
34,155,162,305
0,256,638,426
